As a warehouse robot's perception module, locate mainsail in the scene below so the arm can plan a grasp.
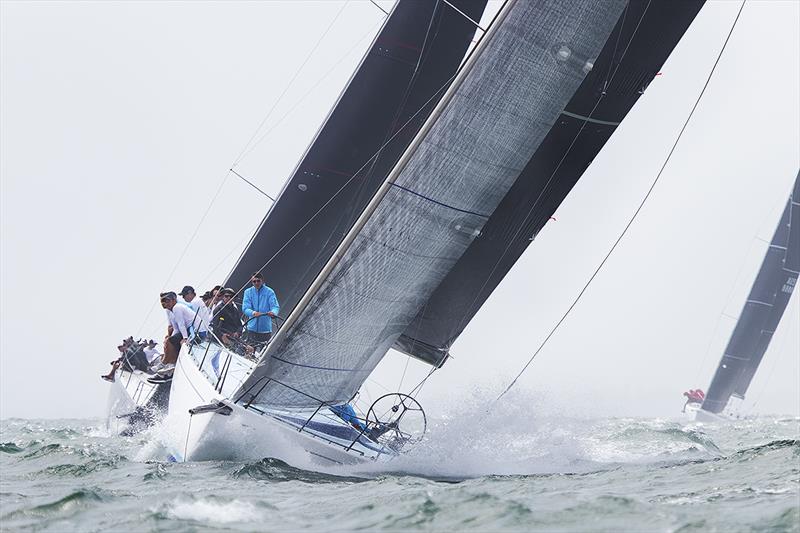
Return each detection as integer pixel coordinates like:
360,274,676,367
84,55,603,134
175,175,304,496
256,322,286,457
224,0,488,317
237,0,639,408
702,172,800,414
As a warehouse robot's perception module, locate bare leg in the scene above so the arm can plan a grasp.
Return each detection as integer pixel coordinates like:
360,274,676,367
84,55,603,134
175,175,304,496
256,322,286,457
101,360,121,382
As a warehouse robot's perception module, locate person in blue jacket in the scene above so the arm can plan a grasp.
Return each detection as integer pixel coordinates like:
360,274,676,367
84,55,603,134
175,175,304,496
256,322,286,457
242,272,279,346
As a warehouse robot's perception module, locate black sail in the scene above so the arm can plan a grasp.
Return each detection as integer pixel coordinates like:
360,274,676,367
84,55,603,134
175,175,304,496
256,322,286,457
224,0,487,317
702,172,800,414
394,0,705,365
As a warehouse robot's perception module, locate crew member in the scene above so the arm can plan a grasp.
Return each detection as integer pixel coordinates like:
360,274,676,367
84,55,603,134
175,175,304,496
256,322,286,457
160,291,196,364
211,288,242,345
242,272,279,345
179,285,209,340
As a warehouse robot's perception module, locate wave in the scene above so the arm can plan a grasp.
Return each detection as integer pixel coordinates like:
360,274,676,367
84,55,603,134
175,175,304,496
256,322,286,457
1,489,106,522
38,456,123,478
158,498,274,525
231,457,366,483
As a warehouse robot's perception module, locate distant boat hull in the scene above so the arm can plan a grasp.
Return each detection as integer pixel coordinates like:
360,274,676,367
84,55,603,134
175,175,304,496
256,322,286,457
685,403,732,423
165,344,394,467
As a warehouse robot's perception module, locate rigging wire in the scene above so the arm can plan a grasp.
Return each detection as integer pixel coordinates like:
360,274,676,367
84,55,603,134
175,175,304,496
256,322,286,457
496,0,748,402
230,1,351,169
368,0,389,17
133,4,377,336
230,169,276,202
231,19,385,167
135,170,233,337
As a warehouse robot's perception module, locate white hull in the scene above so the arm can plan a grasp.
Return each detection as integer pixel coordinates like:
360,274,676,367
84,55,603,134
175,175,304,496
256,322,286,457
105,368,169,434
165,343,395,467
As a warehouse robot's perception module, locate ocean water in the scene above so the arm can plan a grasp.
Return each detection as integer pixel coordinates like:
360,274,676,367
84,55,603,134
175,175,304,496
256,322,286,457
1,401,798,532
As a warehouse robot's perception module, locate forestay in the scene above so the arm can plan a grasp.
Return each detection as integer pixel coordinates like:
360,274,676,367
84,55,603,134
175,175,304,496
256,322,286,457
237,0,627,408
702,172,800,414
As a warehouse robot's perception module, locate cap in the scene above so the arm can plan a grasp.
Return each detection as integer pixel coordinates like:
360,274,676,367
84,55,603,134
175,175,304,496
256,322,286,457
221,287,236,297
179,285,195,296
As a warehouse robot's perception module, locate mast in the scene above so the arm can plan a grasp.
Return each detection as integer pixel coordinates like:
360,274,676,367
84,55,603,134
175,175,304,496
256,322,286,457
702,171,800,414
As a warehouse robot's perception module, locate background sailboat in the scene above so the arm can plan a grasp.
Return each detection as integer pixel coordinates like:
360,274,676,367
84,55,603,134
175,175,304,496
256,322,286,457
693,172,799,421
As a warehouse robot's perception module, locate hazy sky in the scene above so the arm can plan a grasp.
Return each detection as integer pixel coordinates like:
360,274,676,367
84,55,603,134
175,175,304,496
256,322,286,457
1,0,798,420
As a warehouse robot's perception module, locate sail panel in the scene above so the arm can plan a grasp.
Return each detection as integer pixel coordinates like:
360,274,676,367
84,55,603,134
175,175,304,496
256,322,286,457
241,0,628,408
224,0,488,319
703,172,799,413
395,0,706,365
785,172,800,274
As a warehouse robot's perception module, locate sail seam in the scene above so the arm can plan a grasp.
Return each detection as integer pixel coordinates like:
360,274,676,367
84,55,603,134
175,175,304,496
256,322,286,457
746,299,773,307
723,354,749,361
271,356,371,373
560,109,620,126
389,182,491,218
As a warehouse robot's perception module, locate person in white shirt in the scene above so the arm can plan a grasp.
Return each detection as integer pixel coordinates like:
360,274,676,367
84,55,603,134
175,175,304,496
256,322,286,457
142,339,163,364
178,285,209,339
160,291,196,364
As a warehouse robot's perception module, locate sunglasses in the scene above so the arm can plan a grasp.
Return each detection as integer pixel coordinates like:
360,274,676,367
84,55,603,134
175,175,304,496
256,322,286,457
252,279,263,283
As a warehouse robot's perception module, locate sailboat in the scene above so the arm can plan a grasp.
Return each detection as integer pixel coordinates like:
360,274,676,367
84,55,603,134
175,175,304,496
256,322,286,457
164,0,704,465
689,172,799,422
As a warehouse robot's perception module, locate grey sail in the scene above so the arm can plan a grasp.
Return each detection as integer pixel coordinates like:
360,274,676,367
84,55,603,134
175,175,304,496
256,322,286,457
223,0,488,318
702,172,800,414
236,0,629,408
393,0,705,365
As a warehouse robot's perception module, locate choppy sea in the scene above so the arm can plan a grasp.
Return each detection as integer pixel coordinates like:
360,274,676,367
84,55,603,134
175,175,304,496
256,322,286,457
1,397,798,532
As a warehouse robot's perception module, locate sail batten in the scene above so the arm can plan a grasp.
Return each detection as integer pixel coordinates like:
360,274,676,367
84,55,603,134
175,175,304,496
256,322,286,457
237,0,633,408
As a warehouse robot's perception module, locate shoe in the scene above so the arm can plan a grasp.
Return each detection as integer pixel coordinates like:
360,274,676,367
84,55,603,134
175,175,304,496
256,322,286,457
101,375,114,383
155,364,175,376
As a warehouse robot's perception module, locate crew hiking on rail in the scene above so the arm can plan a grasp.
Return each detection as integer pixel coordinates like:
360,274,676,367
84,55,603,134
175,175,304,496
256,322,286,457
100,273,280,384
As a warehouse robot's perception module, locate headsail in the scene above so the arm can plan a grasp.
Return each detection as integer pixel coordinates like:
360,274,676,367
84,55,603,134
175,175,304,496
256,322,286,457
237,0,632,408
224,0,488,317
702,172,800,414
394,0,705,366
